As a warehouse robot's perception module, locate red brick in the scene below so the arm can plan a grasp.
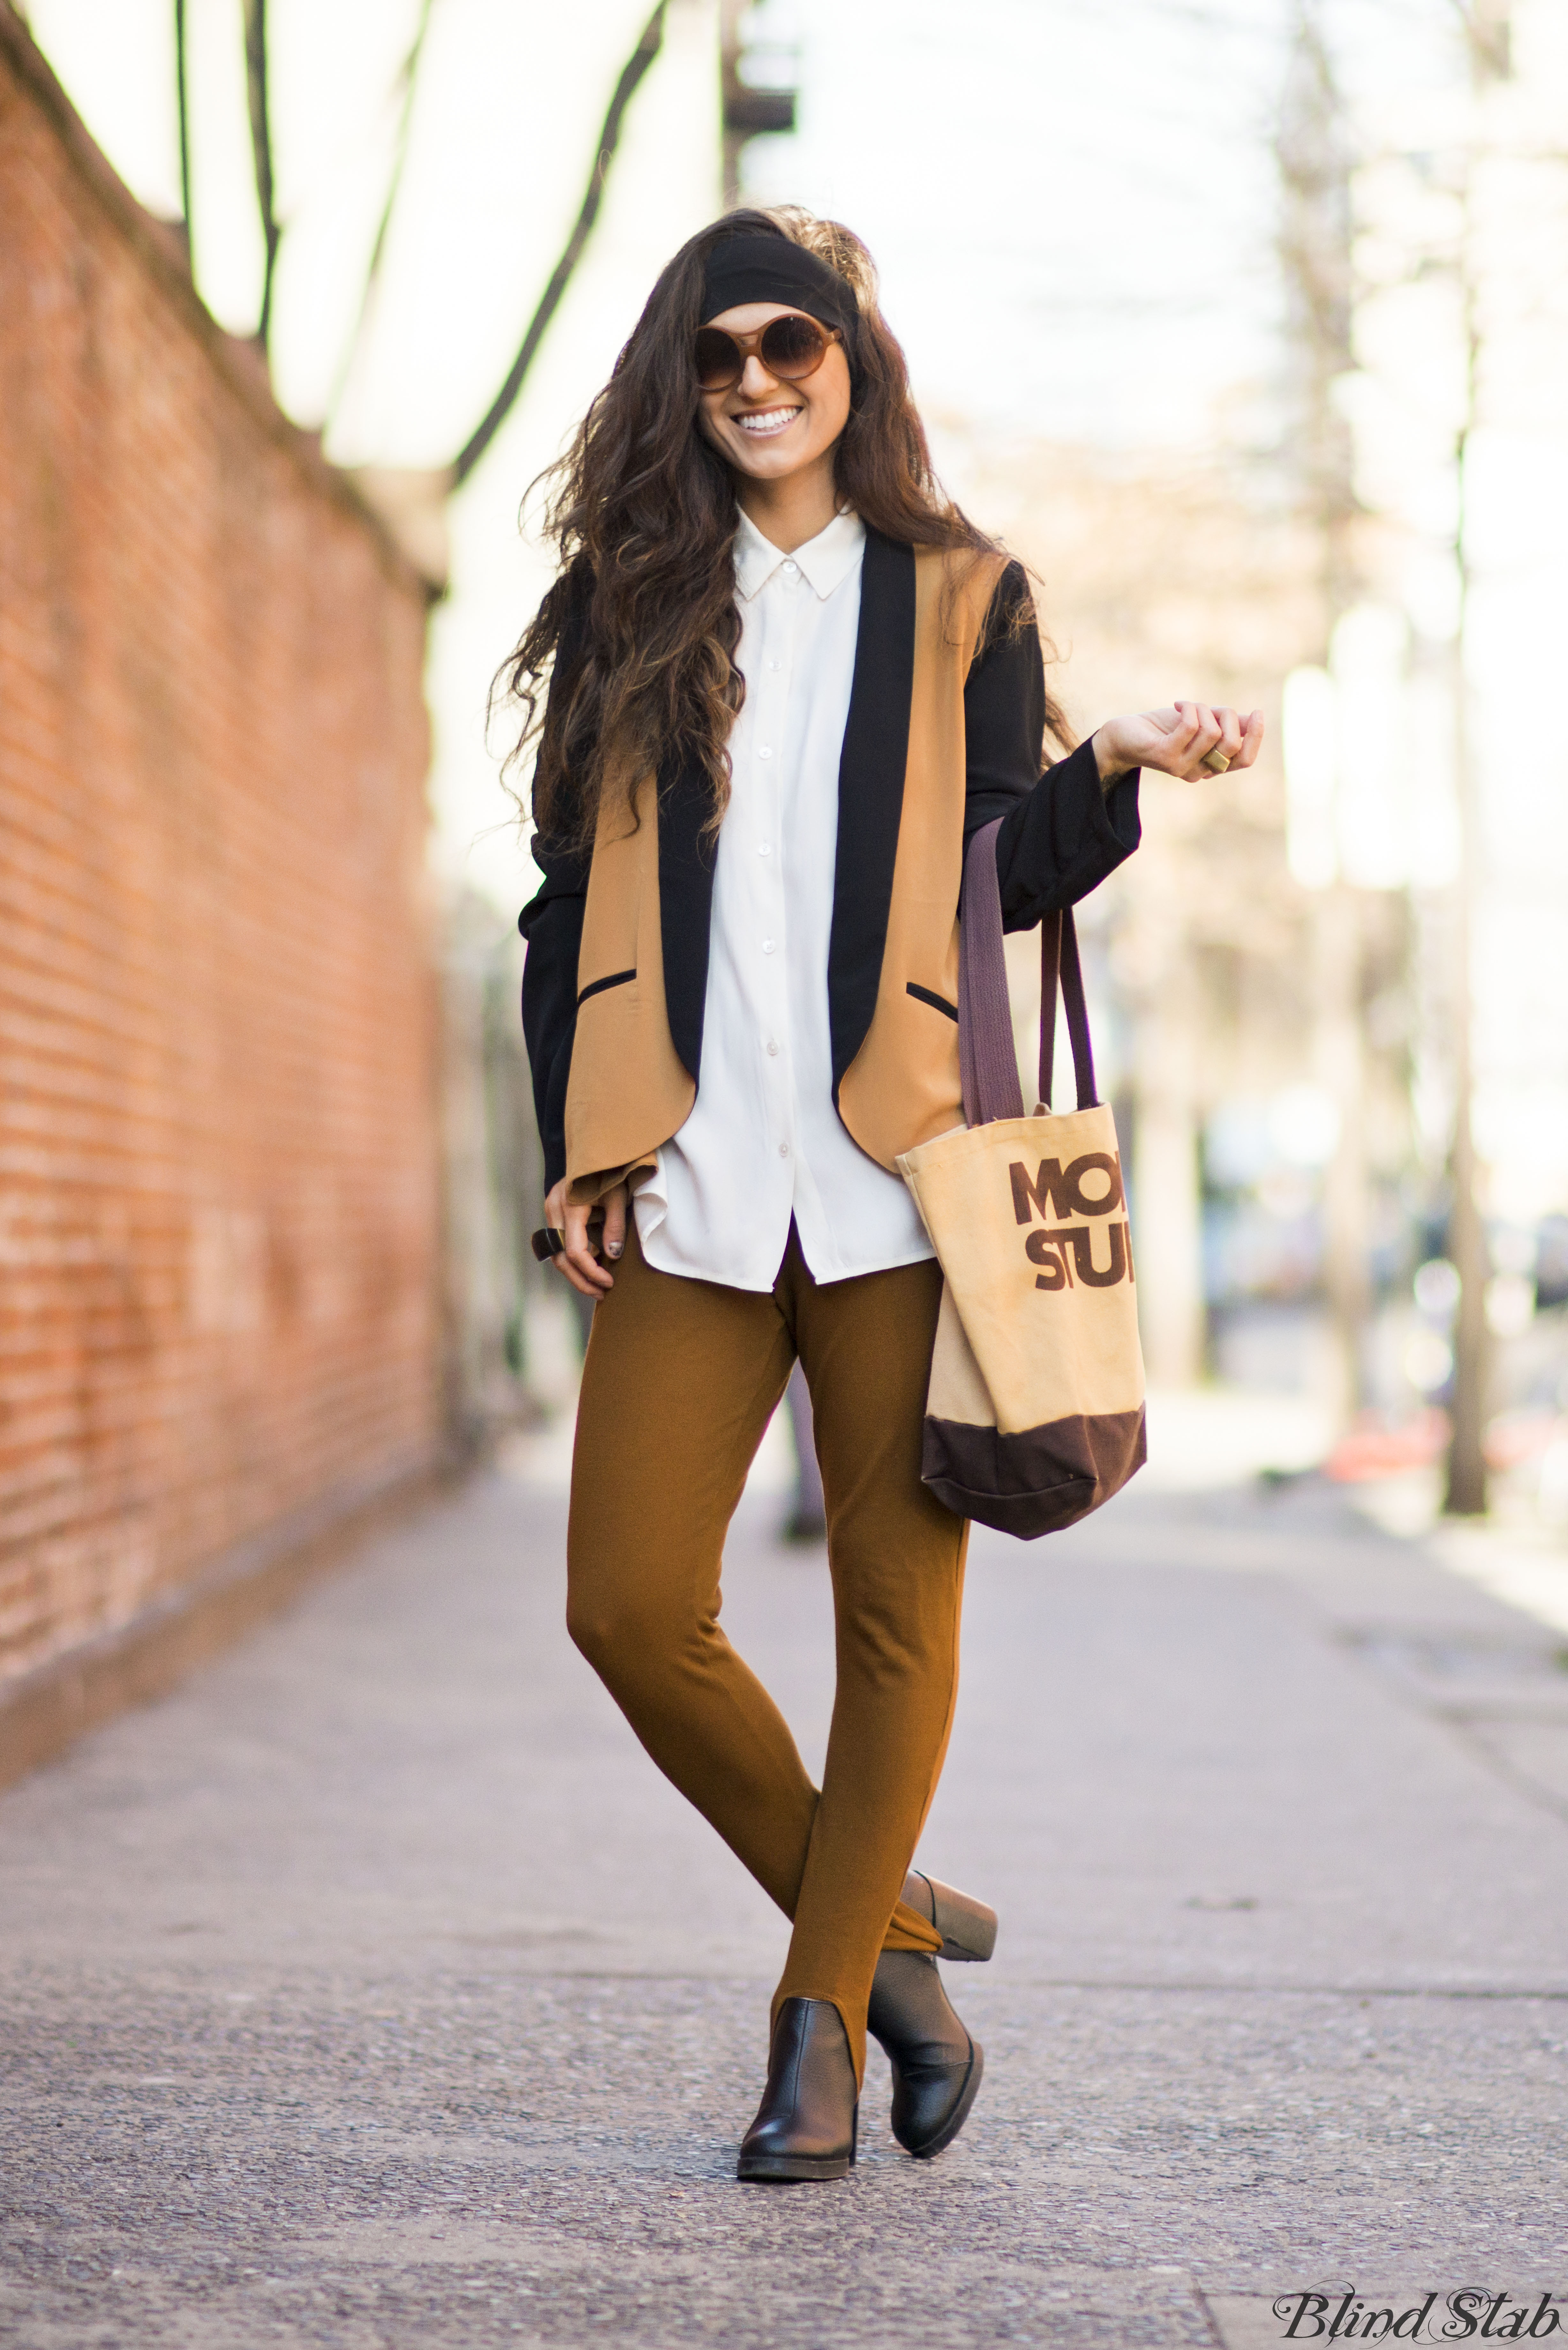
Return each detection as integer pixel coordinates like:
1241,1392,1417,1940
0,31,443,1689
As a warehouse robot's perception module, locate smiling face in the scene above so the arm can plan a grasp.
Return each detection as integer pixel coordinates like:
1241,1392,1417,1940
695,301,853,486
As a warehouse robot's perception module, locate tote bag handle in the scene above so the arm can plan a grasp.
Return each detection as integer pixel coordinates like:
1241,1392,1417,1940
959,815,1099,1129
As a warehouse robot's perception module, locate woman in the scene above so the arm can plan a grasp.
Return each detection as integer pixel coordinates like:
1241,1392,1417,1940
508,208,1262,2183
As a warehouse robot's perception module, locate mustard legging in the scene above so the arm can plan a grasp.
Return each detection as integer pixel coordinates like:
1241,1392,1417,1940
566,1221,968,2085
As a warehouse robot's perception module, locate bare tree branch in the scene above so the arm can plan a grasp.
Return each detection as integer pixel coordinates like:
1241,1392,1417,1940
325,0,438,431
1442,0,1512,82
243,0,281,350
1276,0,1360,620
174,0,192,235
452,1,667,488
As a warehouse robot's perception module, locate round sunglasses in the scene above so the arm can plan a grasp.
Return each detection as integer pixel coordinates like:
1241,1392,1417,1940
694,312,840,394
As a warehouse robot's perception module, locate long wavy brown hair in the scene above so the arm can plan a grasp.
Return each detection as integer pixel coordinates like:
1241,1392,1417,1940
498,206,1069,848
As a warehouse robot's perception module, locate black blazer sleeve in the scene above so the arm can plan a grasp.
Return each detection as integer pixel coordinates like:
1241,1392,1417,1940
962,560,1142,930
518,572,593,1193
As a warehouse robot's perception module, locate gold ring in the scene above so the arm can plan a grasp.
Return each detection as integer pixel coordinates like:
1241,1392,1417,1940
1201,747,1231,775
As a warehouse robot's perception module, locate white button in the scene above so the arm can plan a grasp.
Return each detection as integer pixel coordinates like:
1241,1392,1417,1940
757,746,773,761
765,1039,780,1057
761,938,776,954
782,559,798,575
758,842,772,858
778,1142,790,1158
767,658,783,671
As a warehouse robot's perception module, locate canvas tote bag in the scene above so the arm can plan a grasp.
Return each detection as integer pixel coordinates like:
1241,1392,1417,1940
896,817,1147,1537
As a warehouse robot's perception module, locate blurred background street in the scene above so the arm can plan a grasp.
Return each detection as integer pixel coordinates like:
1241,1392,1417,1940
3,0,1568,2340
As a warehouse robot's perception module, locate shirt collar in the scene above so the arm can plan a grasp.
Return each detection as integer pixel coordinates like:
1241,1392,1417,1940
733,505,866,603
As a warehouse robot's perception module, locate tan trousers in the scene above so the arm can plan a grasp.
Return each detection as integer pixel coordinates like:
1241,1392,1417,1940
566,1223,969,2084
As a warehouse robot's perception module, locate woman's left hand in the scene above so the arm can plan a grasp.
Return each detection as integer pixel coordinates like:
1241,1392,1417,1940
1092,702,1264,784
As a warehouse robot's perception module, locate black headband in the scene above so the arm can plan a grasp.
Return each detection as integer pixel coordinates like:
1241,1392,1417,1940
700,235,857,333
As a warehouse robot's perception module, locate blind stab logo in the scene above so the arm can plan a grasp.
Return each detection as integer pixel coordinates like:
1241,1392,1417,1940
1009,1155,1135,1292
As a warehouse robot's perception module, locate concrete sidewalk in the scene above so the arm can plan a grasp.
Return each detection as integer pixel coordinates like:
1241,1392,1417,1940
3,1442,1568,2348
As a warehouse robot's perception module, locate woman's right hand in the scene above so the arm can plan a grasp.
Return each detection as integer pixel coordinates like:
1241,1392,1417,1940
544,1179,628,1298
1092,702,1263,782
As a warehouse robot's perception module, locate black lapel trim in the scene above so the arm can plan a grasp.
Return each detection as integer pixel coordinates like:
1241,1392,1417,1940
657,752,716,1083
828,528,915,1092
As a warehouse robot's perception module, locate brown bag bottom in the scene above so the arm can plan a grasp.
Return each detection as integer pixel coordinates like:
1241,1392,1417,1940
922,1406,1148,1538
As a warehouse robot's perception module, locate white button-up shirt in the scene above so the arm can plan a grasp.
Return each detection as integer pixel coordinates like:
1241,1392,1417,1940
634,507,935,1292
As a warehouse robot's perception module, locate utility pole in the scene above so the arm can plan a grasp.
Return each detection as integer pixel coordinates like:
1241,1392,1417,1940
1276,0,1369,1427
1445,555,1488,1512
719,0,796,209
1442,0,1513,1517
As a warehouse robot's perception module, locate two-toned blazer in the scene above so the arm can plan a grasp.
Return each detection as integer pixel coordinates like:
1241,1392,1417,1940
519,529,1142,1205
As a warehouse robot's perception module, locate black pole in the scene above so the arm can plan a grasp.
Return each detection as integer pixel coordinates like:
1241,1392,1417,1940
451,2,667,488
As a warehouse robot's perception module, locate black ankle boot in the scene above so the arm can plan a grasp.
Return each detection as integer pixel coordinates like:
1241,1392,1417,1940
867,1950,984,2159
736,1998,857,2183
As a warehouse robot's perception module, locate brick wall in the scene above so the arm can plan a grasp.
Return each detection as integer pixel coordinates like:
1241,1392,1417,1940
0,15,444,1696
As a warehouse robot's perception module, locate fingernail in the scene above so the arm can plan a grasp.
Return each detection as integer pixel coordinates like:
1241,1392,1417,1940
606,1241,623,1259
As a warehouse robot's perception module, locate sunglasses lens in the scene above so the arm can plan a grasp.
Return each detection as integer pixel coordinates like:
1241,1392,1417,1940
694,328,742,390
760,314,828,378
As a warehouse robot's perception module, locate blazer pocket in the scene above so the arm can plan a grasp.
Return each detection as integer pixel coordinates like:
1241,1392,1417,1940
907,981,959,1023
577,968,637,1008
